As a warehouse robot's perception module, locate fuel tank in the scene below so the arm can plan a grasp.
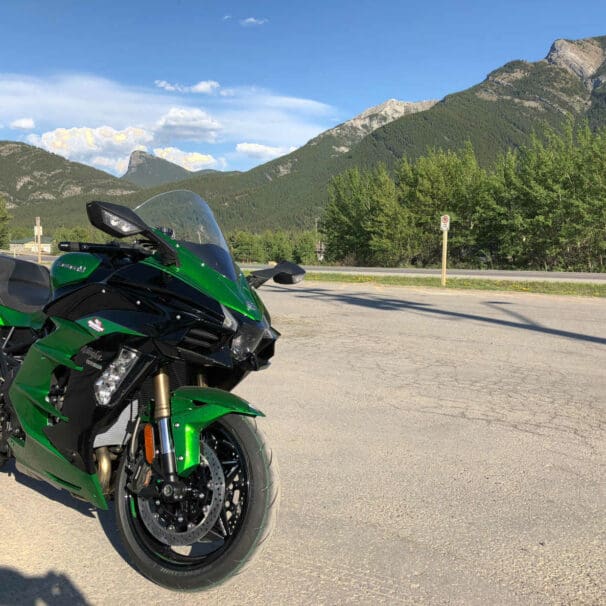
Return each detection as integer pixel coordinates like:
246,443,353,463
50,253,101,290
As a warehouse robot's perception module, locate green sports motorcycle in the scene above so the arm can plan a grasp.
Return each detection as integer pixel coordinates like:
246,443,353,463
0,190,304,590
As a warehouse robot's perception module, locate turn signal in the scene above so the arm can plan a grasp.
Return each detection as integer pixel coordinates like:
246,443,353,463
143,423,156,464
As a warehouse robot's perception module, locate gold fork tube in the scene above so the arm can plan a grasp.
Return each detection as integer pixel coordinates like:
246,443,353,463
154,368,171,419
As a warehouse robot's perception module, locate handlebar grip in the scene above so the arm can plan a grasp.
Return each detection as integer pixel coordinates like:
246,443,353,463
58,241,81,252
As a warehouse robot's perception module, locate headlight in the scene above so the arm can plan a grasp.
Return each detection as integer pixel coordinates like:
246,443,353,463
94,347,140,406
231,321,265,361
221,304,239,332
101,209,140,235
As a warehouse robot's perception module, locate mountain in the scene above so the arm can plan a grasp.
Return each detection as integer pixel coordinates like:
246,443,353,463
351,36,606,168
7,35,606,233
121,150,219,188
313,98,437,155
0,141,138,208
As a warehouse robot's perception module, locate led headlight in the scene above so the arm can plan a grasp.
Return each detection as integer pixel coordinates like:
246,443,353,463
232,321,266,361
101,209,140,235
221,304,239,332
94,347,140,406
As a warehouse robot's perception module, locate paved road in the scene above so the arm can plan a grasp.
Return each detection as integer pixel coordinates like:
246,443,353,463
1,282,605,605
244,264,606,283
3,251,606,282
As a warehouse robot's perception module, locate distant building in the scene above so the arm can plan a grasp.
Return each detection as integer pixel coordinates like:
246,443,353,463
9,237,52,255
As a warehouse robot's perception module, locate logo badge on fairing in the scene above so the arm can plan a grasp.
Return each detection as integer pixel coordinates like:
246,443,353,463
87,318,105,333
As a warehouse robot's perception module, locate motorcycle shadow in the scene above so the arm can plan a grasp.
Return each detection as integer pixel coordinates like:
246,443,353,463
0,461,130,568
0,567,90,606
0,460,96,518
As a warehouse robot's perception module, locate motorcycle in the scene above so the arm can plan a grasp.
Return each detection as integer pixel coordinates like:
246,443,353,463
0,190,304,590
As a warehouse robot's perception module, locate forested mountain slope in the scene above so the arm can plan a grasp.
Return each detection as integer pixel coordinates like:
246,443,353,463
7,36,606,232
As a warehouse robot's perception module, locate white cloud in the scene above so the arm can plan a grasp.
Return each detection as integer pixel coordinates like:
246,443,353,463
28,125,152,157
27,126,152,175
154,79,220,95
10,117,35,130
236,142,296,160
0,72,338,174
0,73,176,128
222,15,232,21
90,155,132,175
155,107,221,143
153,147,217,171
154,79,180,92
240,17,268,27
190,80,220,94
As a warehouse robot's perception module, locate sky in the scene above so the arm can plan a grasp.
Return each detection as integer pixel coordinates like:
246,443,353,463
0,0,605,176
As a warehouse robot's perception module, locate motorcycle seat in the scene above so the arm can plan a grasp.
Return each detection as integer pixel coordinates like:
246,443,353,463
0,255,51,314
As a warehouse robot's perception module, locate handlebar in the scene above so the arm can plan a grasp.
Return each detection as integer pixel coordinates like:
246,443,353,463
58,241,151,256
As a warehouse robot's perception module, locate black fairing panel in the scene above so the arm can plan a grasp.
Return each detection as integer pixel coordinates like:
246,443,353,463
108,263,225,322
44,340,155,473
45,283,139,321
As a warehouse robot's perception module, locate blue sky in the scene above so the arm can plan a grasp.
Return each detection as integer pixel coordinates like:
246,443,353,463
0,0,604,175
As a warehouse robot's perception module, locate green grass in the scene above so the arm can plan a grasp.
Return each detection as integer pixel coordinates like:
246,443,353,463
303,272,606,297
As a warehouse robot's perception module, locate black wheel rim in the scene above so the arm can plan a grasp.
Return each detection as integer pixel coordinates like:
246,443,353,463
123,420,251,569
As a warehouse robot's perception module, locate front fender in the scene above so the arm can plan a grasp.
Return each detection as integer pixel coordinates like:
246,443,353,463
171,386,264,476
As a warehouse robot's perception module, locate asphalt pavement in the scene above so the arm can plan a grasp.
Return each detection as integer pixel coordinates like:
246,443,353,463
3,250,606,282
244,264,606,283
1,281,604,605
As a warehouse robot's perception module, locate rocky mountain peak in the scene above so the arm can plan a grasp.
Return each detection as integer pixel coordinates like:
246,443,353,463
546,37,606,81
122,149,199,188
127,149,152,171
317,98,438,154
355,98,436,122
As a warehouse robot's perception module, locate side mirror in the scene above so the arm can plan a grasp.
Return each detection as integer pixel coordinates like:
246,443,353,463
273,262,305,284
86,200,178,265
247,261,305,288
87,201,146,238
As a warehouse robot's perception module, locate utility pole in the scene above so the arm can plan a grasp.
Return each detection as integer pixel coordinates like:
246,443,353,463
35,216,42,264
440,214,450,287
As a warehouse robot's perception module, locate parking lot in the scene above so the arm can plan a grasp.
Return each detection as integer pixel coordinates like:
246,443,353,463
1,281,605,605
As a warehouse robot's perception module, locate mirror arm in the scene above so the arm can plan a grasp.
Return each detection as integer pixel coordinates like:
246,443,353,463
246,261,305,288
143,230,179,266
246,271,273,289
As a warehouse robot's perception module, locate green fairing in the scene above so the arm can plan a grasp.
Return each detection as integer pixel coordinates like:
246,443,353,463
0,304,45,329
8,314,145,510
50,253,101,290
170,387,264,476
144,229,262,321
8,317,108,509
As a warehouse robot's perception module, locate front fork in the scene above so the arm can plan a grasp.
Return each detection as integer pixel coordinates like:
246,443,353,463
154,368,178,482
152,369,206,482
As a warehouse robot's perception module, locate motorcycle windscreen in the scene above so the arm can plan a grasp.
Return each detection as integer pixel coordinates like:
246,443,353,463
135,190,238,282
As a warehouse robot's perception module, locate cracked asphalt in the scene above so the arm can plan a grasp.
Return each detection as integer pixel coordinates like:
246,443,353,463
1,281,605,605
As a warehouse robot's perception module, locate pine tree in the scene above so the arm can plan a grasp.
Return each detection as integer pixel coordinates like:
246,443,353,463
0,197,11,249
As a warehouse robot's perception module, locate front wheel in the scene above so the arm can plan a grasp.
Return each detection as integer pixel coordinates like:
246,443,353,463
115,414,279,591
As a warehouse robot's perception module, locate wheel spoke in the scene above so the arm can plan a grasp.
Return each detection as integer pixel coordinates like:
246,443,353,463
216,515,229,538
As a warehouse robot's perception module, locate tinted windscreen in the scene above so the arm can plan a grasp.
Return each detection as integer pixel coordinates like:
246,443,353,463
135,190,238,281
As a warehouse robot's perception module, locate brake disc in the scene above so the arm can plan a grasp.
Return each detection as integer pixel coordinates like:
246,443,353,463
138,443,226,546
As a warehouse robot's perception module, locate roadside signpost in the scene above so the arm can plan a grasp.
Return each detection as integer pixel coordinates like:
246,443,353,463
440,214,450,286
34,217,42,264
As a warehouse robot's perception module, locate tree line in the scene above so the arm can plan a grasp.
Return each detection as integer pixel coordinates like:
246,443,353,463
322,122,606,271
227,230,317,265
2,212,318,265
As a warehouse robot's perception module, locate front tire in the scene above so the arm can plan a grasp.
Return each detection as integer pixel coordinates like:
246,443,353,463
115,414,279,591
